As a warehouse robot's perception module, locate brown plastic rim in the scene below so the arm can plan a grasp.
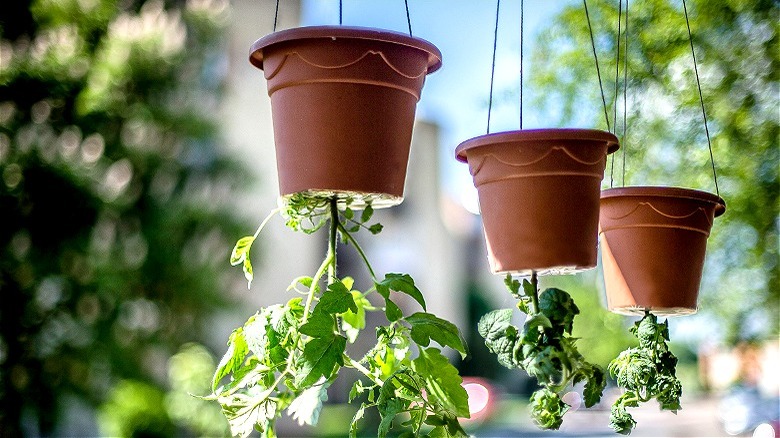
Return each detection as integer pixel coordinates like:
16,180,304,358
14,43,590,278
455,128,620,163
601,186,726,217
249,25,442,74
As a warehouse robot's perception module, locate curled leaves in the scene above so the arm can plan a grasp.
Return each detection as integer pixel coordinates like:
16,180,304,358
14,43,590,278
529,388,568,430
478,284,603,430
213,328,248,391
230,236,255,288
609,313,682,435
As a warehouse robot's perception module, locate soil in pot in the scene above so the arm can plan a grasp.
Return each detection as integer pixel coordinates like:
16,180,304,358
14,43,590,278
456,128,619,275
599,186,726,316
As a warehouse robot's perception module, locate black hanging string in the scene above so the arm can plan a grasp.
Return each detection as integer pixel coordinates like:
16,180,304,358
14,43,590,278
622,0,629,186
612,0,623,132
584,0,612,134
339,0,343,25
609,0,623,186
520,0,524,129
487,0,501,134
404,0,413,36
273,0,280,31
682,0,719,196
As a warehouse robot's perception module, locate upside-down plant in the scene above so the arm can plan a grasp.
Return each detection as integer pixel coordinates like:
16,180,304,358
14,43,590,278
478,274,606,429
608,312,682,435
205,194,471,438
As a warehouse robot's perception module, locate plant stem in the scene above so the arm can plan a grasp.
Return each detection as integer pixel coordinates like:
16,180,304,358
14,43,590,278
530,270,540,314
328,197,338,285
253,207,282,238
338,222,377,280
344,355,384,387
302,251,333,323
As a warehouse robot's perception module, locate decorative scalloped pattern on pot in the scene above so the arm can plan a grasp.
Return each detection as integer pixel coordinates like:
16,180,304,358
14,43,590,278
455,129,619,274
599,186,726,316
249,26,442,205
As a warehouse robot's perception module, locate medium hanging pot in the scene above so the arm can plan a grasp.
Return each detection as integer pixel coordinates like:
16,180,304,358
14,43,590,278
250,26,442,208
456,129,619,275
599,186,726,316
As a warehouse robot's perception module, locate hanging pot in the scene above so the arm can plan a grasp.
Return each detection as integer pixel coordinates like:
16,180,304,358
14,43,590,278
250,26,442,208
599,186,726,316
456,129,619,275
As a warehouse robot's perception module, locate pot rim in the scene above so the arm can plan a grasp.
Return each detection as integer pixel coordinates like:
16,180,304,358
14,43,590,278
601,185,726,217
249,25,442,74
455,128,620,163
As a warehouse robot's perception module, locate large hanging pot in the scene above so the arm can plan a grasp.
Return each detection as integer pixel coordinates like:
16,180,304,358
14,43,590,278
599,186,726,316
250,26,442,208
456,129,619,275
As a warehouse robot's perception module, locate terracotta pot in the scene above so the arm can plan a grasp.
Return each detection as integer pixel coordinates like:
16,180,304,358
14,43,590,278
455,129,619,275
599,186,726,316
249,26,442,208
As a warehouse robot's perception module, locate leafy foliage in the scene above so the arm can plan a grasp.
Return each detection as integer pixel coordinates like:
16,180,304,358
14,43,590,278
533,0,779,342
608,312,682,435
210,195,470,437
0,0,243,434
478,275,605,430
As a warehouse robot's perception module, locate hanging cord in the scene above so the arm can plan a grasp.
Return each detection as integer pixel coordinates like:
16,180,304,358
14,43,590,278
609,0,623,186
273,0,280,31
520,0,524,129
622,0,629,185
339,0,343,25
404,0,413,36
487,0,501,134
611,0,623,132
584,0,612,134
682,0,719,196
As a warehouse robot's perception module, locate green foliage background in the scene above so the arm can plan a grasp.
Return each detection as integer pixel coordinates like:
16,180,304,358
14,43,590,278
0,0,247,435
529,0,778,344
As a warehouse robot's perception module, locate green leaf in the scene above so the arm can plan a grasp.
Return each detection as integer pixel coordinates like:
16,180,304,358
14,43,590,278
406,312,468,358
344,208,354,220
297,334,347,387
219,390,275,438
341,292,369,343
609,402,636,435
412,348,470,418
287,276,313,292
349,404,366,438
368,223,384,234
230,236,255,266
376,274,426,311
378,395,404,438
529,388,568,430
213,328,248,391
383,297,403,322
230,236,256,289
287,380,330,426
477,308,513,342
316,282,358,315
361,204,374,222
583,365,606,408
298,312,335,338
538,288,579,335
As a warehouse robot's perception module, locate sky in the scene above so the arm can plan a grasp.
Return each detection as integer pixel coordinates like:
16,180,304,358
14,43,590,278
300,1,580,213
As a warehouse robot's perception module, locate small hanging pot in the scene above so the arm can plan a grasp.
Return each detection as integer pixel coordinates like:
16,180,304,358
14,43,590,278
599,186,726,316
456,129,619,275
250,26,442,208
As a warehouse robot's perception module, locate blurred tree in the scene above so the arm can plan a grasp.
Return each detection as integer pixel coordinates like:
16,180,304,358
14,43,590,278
0,0,248,435
530,0,778,344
